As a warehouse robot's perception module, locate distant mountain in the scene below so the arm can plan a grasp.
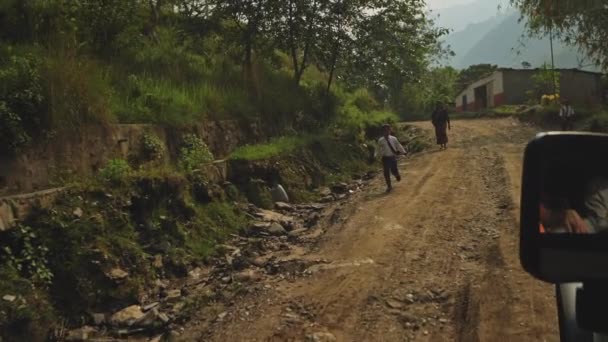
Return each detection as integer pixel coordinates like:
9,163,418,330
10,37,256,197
433,0,598,71
456,13,594,70
432,0,504,32
443,13,509,68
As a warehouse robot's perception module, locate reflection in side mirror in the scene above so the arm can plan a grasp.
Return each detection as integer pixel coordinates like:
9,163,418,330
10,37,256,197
520,132,608,283
540,168,608,235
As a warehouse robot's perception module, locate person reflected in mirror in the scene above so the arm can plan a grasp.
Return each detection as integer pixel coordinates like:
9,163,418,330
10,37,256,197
582,177,608,233
431,102,451,150
378,124,406,193
540,196,589,234
559,99,575,131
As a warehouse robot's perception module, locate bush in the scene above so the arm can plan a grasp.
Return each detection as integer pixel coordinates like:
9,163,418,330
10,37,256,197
99,159,132,183
351,88,379,112
44,55,115,128
230,135,316,161
0,49,45,154
178,134,214,171
139,132,165,163
584,113,608,133
1,225,53,287
0,265,55,342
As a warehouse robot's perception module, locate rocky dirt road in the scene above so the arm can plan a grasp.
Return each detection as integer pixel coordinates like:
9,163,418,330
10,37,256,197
181,118,559,342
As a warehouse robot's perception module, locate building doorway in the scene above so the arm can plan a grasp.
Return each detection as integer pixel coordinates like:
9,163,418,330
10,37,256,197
474,85,488,110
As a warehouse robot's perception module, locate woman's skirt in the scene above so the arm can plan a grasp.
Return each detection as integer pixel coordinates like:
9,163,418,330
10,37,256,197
435,124,448,145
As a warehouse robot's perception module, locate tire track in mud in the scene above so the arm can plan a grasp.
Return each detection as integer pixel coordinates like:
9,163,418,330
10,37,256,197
454,148,516,342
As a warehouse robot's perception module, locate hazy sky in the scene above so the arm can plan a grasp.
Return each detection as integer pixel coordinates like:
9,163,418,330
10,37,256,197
426,0,475,9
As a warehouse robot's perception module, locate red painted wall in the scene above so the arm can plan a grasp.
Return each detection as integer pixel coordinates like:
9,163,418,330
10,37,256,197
456,101,477,112
494,93,505,107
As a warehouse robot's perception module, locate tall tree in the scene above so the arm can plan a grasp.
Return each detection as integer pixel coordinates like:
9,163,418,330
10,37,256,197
214,0,273,72
271,0,323,85
346,0,449,102
512,0,608,69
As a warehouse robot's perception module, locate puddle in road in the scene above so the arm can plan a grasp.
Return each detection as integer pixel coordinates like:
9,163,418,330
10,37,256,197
305,258,375,273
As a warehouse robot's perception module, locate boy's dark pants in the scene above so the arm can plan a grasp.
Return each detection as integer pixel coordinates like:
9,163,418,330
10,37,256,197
382,156,400,188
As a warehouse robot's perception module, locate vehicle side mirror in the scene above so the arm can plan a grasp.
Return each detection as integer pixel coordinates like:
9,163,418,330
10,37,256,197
520,132,608,283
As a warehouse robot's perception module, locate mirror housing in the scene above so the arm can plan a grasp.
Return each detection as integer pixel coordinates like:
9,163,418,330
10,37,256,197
520,132,608,283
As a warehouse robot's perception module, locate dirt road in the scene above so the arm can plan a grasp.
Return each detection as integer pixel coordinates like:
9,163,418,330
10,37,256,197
182,118,559,342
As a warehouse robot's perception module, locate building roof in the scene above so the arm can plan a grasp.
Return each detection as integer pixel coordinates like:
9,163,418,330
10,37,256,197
498,67,604,76
455,70,501,98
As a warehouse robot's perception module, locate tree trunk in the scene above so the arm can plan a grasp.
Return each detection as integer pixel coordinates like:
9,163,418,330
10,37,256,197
244,22,255,82
326,48,339,93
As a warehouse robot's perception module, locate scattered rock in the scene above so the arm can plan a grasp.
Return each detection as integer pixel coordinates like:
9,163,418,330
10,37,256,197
106,268,129,281
405,293,415,303
330,183,348,194
134,308,170,327
110,305,145,327
304,213,321,228
155,279,169,290
73,207,84,218
255,209,295,227
163,289,182,303
142,302,160,312
329,209,342,224
217,312,228,321
363,171,377,181
91,313,106,326
171,301,186,316
116,327,146,336
397,311,418,324
65,326,98,341
267,222,287,236
251,256,269,268
288,228,308,238
2,294,16,302
167,330,181,339
320,195,335,203
152,255,163,269
218,244,240,253
150,335,164,342
386,299,404,309
307,332,337,342
318,187,332,197
234,269,262,283
188,267,209,282
283,312,300,323
250,221,271,233
275,202,294,211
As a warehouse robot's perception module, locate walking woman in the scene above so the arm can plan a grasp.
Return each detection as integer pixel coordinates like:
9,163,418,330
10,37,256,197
431,103,451,150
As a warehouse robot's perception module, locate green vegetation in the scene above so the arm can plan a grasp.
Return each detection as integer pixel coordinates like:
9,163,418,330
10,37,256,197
0,0,447,339
395,66,459,120
527,63,560,103
178,134,214,171
231,135,317,161
513,0,608,69
517,104,608,134
99,158,132,184
0,171,248,337
0,0,448,155
138,131,165,164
